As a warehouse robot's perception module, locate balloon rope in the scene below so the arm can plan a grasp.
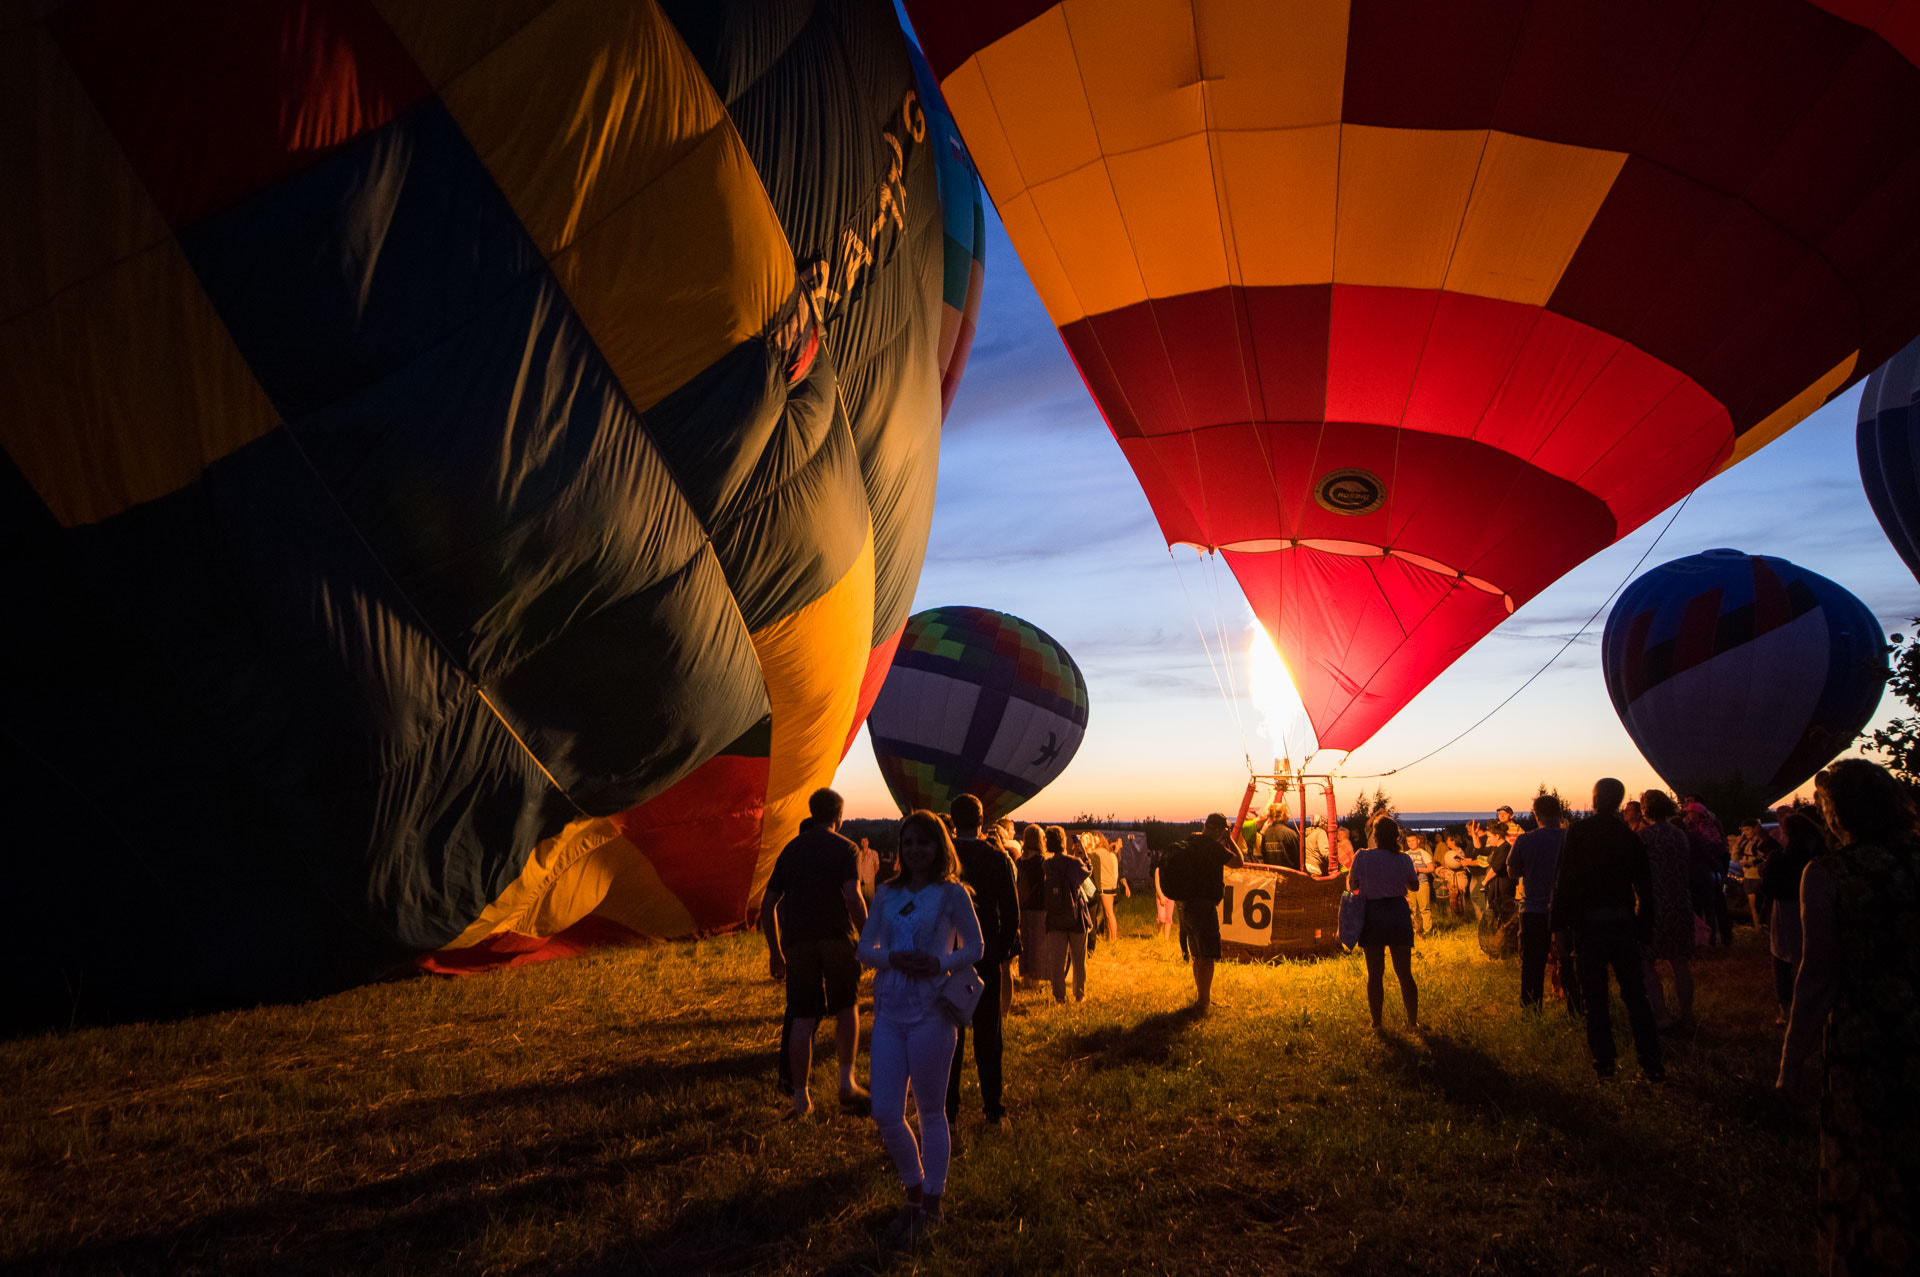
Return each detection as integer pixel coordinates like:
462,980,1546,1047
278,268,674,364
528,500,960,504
1203,550,1252,741
1169,546,1252,764
1337,486,1700,780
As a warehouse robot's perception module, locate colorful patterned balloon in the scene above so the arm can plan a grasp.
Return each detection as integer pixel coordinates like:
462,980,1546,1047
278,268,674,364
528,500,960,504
1602,550,1887,808
4,0,963,1020
867,607,1089,822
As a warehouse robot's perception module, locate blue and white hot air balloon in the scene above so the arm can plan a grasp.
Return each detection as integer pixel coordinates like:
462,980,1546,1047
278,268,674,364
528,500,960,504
1859,334,1920,585
1602,550,1887,809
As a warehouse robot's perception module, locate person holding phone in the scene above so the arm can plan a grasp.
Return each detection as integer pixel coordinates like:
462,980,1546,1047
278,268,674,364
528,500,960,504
856,810,983,1237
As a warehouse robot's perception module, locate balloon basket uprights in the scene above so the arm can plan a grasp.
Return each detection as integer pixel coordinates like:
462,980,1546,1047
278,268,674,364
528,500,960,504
1234,757,1342,847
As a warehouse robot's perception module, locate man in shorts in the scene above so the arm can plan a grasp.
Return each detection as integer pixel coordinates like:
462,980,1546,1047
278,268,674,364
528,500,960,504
1174,813,1245,1014
762,787,869,1118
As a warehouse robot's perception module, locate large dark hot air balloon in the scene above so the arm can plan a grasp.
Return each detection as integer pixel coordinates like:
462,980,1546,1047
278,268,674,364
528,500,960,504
1602,550,1887,810
1858,334,1920,583
905,0,1920,755
3,0,969,1023
909,41,988,420
867,606,1088,822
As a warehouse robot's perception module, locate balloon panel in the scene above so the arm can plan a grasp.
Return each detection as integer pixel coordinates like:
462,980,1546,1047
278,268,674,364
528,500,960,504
904,0,1920,751
907,39,988,416
3,0,953,1022
1602,550,1887,805
1858,335,1920,584
868,606,1089,823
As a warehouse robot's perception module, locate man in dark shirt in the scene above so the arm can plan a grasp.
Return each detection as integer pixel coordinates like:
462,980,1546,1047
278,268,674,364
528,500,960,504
1176,813,1245,1015
1258,802,1302,870
945,794,1022,1126
1549,778,1663,1081
1505,793,1572,1011
761,788,869,1117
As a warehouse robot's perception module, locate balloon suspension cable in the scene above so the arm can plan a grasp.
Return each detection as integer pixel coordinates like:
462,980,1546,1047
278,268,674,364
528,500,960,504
1169,545,1252,756
1338,484,1702,781
1203,549,1253,746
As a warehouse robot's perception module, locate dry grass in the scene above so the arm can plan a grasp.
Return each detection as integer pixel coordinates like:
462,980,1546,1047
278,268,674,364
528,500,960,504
0,899,1810,1274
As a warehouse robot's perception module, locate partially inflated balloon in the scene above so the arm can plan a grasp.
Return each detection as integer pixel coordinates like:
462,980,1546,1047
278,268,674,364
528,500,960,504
4,0,955,1022
1602,550,1886,808
1858,335,1920,584
905,0,1920,753
909,41,988,419
867,607,1088,822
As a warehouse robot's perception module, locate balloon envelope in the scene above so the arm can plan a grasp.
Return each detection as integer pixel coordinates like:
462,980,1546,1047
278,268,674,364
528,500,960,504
4,0,955,1021
867,607,1089,822
905,0,1920,752
909,40,988,418
1858,334,1920,584
1602,550,1887,807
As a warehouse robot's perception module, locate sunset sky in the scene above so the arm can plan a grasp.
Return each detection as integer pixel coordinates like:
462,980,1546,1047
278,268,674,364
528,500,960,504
832,207,1918,821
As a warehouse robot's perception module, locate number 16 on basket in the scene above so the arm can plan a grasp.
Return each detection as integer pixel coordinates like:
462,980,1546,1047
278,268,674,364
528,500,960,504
1219,870,1275,946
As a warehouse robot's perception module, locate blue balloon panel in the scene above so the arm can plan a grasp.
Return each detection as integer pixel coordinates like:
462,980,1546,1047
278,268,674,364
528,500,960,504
1602,549,1886,805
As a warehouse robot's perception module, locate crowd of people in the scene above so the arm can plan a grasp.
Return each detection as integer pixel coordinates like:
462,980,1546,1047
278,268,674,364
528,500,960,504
758,764,1918,1269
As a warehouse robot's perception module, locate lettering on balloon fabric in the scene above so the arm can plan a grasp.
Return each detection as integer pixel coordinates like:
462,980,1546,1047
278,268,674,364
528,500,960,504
809,88,925,318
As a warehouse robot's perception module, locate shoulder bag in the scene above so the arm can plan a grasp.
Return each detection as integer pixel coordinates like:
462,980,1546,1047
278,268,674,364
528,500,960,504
1338,888,1366,948
933,884,985,1027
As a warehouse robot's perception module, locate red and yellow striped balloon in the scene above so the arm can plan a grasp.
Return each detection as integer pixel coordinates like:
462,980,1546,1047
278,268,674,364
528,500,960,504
905,0,1920,750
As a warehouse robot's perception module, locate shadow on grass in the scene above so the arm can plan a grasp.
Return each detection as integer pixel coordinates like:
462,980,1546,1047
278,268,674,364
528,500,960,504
1061,1006,1203,1071
1376,1027,1614,1144
557,1166,875,1277
11,1050,781,1276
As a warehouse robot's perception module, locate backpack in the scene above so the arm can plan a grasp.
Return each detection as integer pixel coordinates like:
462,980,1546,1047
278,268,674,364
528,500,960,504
1044,857,1092,932
1157,837,1216,904
1478,896,1521,958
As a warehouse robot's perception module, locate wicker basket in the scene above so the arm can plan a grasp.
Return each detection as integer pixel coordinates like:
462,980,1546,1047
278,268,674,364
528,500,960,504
1216,866,1346,961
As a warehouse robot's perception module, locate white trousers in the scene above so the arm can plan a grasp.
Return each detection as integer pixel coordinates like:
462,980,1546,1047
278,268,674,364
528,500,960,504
869,1011,958,1195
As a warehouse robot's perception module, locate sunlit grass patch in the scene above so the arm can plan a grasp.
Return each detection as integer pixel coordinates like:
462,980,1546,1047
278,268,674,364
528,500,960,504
1,899,1809,1274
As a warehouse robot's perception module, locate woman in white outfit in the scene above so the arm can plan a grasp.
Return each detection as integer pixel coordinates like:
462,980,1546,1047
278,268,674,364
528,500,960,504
856,809,983,1233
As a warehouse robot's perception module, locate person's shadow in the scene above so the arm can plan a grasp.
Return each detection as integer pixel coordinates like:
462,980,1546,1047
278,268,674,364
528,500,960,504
1062,1006,1204,1071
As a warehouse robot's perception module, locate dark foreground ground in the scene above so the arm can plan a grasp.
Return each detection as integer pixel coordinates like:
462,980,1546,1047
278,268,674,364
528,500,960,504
1,899,1810,1274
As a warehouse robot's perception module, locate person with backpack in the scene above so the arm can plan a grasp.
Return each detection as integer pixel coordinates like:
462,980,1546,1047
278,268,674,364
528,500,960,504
1163,813,1245,1014
1042,825,1094,1003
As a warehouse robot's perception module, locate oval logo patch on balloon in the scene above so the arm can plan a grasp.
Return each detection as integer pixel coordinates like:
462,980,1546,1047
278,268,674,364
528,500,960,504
1314,469,1385,516
867,606,1088,823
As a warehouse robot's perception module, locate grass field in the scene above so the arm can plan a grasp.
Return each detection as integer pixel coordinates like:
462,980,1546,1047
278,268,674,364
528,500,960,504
2,898,1811,1275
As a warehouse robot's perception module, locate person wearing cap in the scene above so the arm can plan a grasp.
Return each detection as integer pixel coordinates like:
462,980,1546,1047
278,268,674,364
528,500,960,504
1168,813,1245,1014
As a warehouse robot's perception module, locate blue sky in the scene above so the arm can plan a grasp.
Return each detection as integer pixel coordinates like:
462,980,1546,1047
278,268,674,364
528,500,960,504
832,207,1917,821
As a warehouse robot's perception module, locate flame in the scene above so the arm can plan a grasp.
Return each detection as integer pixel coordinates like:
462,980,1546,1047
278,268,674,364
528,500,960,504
1247,622,1316,761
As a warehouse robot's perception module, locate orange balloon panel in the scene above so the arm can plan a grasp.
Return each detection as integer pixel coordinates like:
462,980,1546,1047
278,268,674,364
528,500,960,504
906,0,1920,749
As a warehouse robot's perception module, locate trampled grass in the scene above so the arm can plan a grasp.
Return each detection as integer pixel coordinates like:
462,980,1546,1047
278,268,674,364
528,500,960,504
1,899,1810,1274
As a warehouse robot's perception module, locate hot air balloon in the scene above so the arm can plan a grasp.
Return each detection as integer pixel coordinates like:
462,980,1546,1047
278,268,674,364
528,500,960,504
1858,334,1920,584
1602,550,1887,812
910,41,989,420
904,0,1920,755
3,0,966,1023
867,607,1088,822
